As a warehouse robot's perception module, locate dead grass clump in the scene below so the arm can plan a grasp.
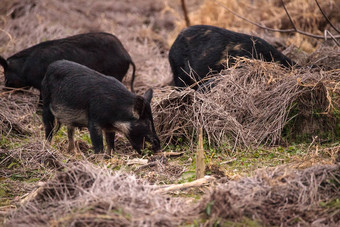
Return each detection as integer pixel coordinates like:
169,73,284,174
306,44,340,70
0,89,39,137
152,88,196,145
0,140,62,179
6,162,192,227
194,59,301,147
153,58,339,147
197,164,340,226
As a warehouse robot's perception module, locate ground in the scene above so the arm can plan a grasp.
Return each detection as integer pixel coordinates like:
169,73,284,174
0,0,339,226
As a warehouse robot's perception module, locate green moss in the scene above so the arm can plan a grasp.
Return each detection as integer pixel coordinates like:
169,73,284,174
185,217,263,227
222,217,263,227
0,182,14,206
282,99,340,143
0,183,11,198
80,132,92,145
334,107,340,138
25,177,41,183
320,199,340,209
177,171,196,184
0,135,31,149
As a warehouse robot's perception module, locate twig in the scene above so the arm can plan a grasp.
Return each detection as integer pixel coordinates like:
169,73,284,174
161,151,184,157
280,0,297,31
315,0,340,34
136,161,158,170
220,158,237,164
20,182,46,204
214,0,340,41
214,0,294,33
280,0,340,45
307,136,318,152
0,87,34,96
180,0,191,27
325,30,340,46
126,158,148,166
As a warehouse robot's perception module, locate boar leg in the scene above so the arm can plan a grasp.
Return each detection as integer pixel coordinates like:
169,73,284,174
67,127,76,153
43,105,55,142
88,121,104,154
105,131,115,156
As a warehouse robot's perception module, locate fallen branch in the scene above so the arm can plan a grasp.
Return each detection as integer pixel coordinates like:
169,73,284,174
136,161,158,170
220,158,237,165
325,30,340,46
161,151,184,157
20,182,46,204
155,176,215,193
126,158,148,166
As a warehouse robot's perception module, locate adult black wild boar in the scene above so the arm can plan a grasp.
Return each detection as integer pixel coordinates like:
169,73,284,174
0,32,136,92
169,25,296,88
42,60,160,155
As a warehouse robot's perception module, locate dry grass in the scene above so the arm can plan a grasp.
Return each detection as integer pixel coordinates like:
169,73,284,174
152,56,340,148
0,140,62,180
197,164,340,226
0,0,339,226
170,0,340,52
5,161,339,226
0,87,39,137
6,162,192,227
0,0,173,90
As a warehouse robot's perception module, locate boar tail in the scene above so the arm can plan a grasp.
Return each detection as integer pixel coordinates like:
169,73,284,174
130,61,136,93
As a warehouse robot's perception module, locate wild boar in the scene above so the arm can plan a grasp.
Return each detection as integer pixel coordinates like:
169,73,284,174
0,32,136,93
169,25,296,89
42,60,160,155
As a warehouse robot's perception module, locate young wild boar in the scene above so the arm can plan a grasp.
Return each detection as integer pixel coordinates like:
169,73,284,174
169,25,296,89
41,60,160,155
0,32,136,93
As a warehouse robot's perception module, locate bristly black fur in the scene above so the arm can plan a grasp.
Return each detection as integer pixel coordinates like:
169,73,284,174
3,32,136,93
169,25,297,89
42,60,160,155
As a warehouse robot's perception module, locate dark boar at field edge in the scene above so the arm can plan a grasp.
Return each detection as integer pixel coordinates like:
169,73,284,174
42,60,160,155
0,32,136,94
169,25,296,89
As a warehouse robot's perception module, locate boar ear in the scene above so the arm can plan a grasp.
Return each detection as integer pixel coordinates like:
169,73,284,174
0,56,8,71
134,88,153,119
143,88,153,103
134,96,145,119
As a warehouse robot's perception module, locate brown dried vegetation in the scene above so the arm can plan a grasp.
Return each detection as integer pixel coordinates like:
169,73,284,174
153,55,340,148
0,0,339,226
198,164,340,226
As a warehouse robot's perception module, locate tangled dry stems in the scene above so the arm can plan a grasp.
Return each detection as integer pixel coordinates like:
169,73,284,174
5,161,339,226
198,164,340,226
152,55,339,148
0,88,39,137
0,1,339,226
0,138,63,179
6,162,192,227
